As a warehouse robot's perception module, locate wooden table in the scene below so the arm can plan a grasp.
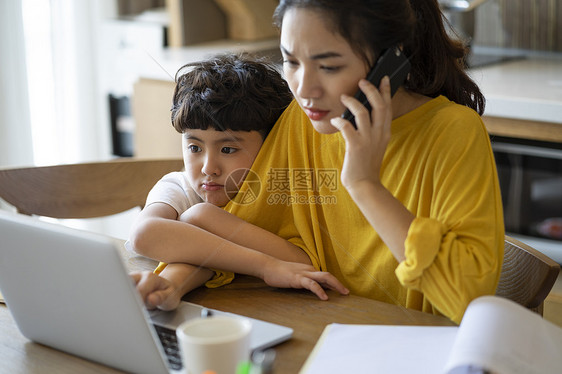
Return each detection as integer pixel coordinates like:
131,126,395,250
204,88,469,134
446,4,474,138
0,240,455,374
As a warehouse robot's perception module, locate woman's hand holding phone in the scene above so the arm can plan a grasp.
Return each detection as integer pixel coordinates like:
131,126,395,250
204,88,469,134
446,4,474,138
341,47,410,128
332,46,409,191
331,77,414,263
330,76,393,192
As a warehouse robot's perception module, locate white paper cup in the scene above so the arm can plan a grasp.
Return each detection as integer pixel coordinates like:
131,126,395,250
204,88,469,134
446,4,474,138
176,316,252,374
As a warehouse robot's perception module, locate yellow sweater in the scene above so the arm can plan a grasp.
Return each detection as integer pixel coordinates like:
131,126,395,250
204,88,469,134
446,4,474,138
225,97,504,323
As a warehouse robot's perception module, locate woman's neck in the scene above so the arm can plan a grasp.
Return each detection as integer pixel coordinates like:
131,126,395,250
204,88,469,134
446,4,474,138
391,88,432,120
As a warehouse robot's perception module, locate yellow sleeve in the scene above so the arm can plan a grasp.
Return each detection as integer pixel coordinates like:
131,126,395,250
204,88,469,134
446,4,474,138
153,261,168,275
394,105,504,323
153,262,234,288
204,270,235,288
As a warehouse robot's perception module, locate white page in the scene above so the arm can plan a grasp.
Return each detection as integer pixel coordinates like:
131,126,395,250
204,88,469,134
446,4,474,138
300,324,457,374
444,296,562,374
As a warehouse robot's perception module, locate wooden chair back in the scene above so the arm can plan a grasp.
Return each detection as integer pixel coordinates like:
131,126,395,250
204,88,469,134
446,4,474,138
0,158,184,219
496,235,560,314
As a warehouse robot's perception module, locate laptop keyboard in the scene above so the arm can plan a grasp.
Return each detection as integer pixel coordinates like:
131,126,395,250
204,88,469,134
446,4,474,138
153,324,183,371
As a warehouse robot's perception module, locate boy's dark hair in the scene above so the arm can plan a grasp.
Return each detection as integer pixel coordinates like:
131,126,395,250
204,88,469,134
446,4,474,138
171,53,293,138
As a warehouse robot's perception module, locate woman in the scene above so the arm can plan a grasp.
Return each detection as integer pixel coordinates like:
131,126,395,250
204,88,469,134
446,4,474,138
134,0,503,324
223,0,504,324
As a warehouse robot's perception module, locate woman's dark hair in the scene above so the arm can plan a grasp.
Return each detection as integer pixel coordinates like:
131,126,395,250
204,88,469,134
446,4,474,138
273,0,485,115
171,53,293,137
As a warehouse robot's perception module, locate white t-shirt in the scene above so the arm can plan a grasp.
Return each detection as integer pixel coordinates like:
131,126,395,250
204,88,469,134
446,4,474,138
143,172,236,287
145,172,202,215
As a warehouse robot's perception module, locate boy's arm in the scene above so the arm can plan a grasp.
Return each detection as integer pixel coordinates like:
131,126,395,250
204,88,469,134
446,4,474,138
130,203,348,300
179,203,311,264
132,263,213,310
130,202,311,265
129,203,215,309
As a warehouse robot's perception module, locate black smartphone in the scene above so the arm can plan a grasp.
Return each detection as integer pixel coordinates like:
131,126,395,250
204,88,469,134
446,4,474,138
341,46,411,128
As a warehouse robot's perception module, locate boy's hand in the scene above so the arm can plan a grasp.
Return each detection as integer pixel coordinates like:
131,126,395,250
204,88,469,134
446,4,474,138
261,259,349,300
130,271,182,311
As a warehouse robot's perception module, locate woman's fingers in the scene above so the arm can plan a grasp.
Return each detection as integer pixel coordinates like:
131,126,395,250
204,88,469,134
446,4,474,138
334,76,392,134
330,116,354,141
359,76,391,130
338,93,370,132
368,76,392,138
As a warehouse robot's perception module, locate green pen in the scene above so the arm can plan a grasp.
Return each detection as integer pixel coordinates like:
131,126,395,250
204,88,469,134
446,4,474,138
236,360,252,374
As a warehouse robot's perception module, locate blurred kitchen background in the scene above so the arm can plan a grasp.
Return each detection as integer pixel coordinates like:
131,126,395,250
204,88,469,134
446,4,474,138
2,0,560,167
468,0,561,50
1,0,561,252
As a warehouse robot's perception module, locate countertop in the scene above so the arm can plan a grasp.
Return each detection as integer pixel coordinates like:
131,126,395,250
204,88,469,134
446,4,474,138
136,38,281,82
136,42,562,126
469,48,562,125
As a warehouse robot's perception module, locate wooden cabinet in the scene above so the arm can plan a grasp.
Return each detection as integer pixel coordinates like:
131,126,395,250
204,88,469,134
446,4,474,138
166,0,278,46
483,116,562,143
132,78,180,158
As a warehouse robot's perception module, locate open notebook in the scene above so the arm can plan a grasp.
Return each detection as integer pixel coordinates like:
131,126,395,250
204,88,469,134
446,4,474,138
0,211,292,374
300,295,562,374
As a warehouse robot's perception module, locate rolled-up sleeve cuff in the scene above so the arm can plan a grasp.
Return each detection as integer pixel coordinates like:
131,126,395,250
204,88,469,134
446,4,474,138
395,217,446,289
153,261,168,274
153,262,235,288
205,270,235,288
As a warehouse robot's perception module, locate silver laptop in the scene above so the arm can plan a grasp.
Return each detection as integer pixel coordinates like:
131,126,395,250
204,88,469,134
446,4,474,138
0,211,292,374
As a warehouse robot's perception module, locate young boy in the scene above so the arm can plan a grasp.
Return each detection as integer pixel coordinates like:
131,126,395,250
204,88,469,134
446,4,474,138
129,54,348,310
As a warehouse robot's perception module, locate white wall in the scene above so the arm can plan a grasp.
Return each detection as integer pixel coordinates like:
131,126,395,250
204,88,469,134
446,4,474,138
0,1,34,168
0,0,137,239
